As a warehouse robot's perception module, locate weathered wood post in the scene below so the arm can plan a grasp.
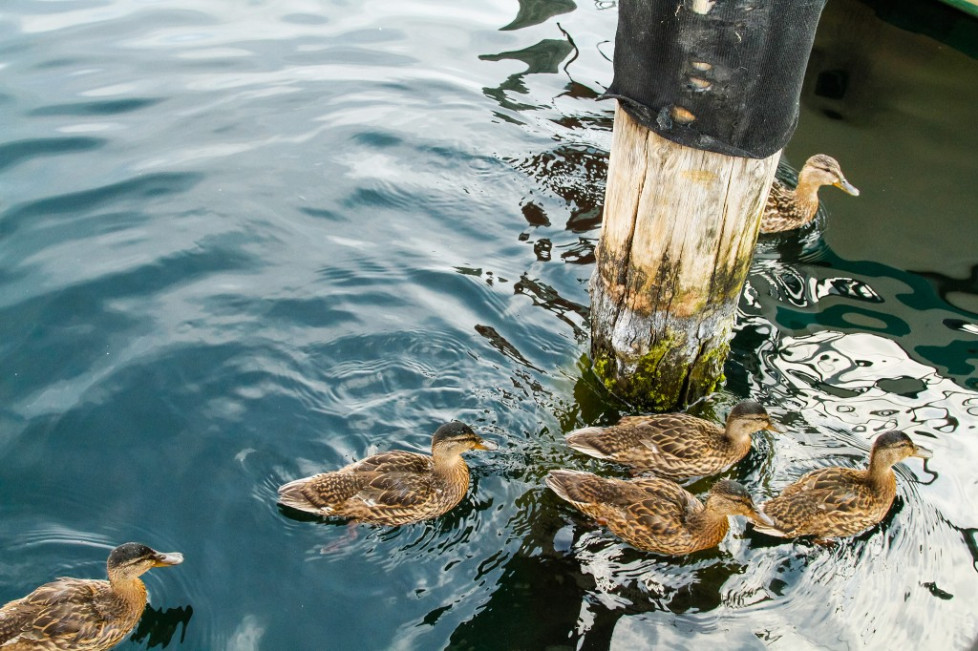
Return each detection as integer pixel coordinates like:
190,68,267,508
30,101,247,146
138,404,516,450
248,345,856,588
590,0,827,410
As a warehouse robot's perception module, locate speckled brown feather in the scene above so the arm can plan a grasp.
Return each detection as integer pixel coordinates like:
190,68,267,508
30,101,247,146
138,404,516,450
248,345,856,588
1,579,140,650
757,467,895,539
277,422,494,526
278,451,468,526
761,180,814,233
546,471,765,555
755,431,931,540
565,402,776,481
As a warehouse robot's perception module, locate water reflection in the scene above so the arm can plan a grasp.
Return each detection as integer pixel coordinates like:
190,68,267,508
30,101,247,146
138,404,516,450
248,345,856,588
918,264,978,315
480,39,576,113
130,605,194,649
745,242,978,387
0,137,105,173
749,257,883,310
512,144,608,232
513,274,589,338
500,0,577,32
562,529,751,615
476,323,543,371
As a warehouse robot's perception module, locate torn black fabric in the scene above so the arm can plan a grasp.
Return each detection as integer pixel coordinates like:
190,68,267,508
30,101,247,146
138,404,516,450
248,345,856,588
605,0,827,158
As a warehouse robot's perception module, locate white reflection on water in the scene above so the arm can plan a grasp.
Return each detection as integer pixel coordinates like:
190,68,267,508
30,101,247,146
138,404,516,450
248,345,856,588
749,329,976,647
225,613,265,651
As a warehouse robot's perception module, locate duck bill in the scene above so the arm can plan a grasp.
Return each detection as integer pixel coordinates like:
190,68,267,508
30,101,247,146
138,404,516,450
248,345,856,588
835,178,860,196
475,439,498,451
153,552,184,567
751,508,776,527
913,444,933,460
766,421,785,434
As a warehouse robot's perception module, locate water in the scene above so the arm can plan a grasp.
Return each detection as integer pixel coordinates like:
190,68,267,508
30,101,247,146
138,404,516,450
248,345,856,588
1,0,976,648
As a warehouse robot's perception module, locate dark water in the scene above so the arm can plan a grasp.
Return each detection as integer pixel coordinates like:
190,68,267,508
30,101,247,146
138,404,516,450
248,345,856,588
2,1,977,649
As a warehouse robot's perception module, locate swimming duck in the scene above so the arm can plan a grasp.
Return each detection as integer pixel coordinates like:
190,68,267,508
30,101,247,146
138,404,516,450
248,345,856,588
277,421,496,526
753,430,932,542
565,400,779,482
546,470,772,555
760,154,860,234
0,542,183,651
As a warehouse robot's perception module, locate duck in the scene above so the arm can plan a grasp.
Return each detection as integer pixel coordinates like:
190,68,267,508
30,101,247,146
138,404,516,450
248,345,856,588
546,470,772,555
760,154,860,234
564,400,780,482
753,430,932,542
0,542,183,651
277,421,496,526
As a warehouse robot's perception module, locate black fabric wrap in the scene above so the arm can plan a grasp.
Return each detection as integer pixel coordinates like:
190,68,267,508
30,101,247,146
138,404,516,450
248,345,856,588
605,0,827,158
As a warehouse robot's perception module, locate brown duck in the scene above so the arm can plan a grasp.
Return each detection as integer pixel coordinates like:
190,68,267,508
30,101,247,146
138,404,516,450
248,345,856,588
753,430,932,541
277,421,496,525
546,470,773,555
0,543,183,651
761,154,860,234
565,400,780,482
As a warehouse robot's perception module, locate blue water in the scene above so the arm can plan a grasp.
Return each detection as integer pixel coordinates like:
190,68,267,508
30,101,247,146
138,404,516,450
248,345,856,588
2,0,977,648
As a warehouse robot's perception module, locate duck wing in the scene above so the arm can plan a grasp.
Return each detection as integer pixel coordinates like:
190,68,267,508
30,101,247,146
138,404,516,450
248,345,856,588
547,471,699,551
278,451,436,516
0,579,121,648
567,415,718,465
608,478,711,553
761,180,803,233
757,467,873,537
624,478,699,535
546,470,637,506
345,450,432,475
349,466,436,509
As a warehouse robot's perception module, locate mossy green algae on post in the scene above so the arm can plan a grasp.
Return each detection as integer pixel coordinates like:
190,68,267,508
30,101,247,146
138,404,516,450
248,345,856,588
587,105,774,411
591,296,733,411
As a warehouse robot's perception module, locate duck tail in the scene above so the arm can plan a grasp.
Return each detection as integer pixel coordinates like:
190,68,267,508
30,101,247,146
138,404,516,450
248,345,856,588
545,470,617,505
564,429,614,460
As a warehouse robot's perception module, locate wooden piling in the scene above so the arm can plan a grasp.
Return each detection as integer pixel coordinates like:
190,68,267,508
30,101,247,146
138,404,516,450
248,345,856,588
589,102,779,410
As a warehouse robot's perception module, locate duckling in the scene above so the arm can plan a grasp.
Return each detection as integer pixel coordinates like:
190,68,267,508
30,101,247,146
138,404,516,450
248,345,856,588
760,154,860,234
0,542,183,651
277,421,496,526
565,400,779,482
753,430,932,541
546,470,772,555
